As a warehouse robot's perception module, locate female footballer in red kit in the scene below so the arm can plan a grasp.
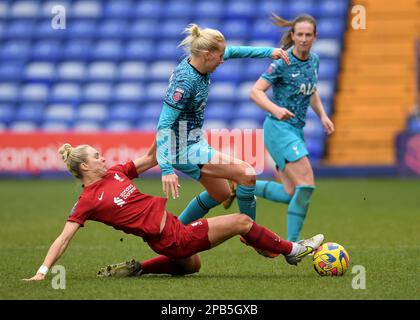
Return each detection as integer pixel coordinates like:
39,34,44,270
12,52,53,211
23,141,323,280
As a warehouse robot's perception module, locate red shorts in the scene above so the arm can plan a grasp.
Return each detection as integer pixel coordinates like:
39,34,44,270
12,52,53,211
145,212,211,259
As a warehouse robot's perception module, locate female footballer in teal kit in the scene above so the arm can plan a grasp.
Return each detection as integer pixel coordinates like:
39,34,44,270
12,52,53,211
157,24,290,225
225,14,335,244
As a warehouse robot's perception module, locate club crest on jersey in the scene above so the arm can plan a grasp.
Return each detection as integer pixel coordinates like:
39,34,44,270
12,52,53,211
267,63,275,74
173,88,184,102
114,173,124,182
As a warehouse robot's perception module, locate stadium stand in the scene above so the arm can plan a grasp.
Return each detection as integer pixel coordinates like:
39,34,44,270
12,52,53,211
0,0,350,165
326,0,419,165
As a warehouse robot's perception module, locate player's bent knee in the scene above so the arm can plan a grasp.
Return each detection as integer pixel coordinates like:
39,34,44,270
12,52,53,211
236,213,253,233
238,163,256,185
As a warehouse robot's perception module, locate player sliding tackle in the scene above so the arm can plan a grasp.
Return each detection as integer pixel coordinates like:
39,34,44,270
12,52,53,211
23,142,324,280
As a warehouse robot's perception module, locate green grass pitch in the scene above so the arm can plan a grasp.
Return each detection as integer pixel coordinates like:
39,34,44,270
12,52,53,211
0,177,419,300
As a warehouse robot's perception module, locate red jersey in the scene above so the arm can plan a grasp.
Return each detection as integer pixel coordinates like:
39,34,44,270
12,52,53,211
68,161,167,238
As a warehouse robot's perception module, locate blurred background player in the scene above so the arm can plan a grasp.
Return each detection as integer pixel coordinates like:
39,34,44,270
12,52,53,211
23,142,324,281
157,24,290,224
224,14,335,242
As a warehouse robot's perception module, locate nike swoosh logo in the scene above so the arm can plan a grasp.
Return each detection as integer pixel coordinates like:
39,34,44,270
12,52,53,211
98,192,104,201
292,73,300,78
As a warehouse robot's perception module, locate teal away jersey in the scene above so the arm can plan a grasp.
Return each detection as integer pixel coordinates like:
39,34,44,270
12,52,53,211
261,50,320,128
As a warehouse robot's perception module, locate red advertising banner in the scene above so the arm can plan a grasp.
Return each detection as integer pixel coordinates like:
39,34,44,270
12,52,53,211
0,131,274,175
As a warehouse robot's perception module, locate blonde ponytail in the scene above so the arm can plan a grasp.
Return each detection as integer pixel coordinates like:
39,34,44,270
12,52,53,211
179,23,225,56
58,143,89,179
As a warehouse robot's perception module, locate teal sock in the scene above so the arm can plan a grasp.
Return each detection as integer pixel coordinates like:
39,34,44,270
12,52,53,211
255,180,292,204
236,184,256,220
178,191,220,224
287,185,315,242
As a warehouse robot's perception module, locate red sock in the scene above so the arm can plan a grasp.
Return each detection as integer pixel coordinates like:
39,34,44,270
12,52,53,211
140,256,185,275
243,222,293,255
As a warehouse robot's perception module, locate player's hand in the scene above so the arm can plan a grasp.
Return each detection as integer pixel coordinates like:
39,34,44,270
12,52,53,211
162,173,180,199
272,107,295,121
321,116,335,135
271,48,290,65
22,273,46,281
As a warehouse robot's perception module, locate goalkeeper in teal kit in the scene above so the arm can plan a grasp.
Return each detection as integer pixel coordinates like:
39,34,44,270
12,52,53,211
225,14,335,245
156,23,290,230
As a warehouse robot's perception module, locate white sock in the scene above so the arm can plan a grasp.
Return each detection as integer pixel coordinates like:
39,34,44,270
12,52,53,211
287,242,306,256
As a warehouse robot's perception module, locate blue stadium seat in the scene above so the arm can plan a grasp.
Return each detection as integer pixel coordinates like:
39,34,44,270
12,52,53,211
0,63,25,81
224,0,255,20
140,103,162,122
15,103,44,125
99,19,129,39
317,19,346,39
5,20,36,39
237,102,266,122
210,60,243,83
0,41,31,60
136,119,158,131
0,104,14,124
105,120,133,132
148,61,176,81
205,103,234,122
318,59,339,80
304,119,325,139
130,20,160,40
251,19,280,41
241,59,270,81
67,19,97,39
109,103,139,122
10,1,40,18
312,39,341,59
0,83,19,102
9,121,38,132
87,62,117,81
164,1,194,19
154,41,184,61
113,83,144,102
50,83,81,103
161,19,189,40
194,1,223,19
77,103,108,122
230,119,261,129
318,0,349,18
191,18,221,30
220,20,250,40
287,1,319,19
70,1,101,18
72,120,101,132
91,40,122,60
56,62,86,81
134,1,163,19
124,40,154,61
44,103,75,124
317,80,335,102
209,83,236,103
24,62,55,81
145,82,168,102
39,1,70,18
20,83,49,102
83,83,113,102
236,81,255,102
36,19,67,40
31,40,62,60
42,121,71,132
118,61,147,81
305,136,325,160
202,119,229,130
62,40,92,60
257,1,287,18
0,3,8,19
103,1,133,19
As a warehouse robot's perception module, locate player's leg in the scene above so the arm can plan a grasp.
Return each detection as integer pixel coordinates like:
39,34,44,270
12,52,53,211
284,156,315,242
201,151,257,220
206,213,323,264
178,177,230,224
255,168,294,204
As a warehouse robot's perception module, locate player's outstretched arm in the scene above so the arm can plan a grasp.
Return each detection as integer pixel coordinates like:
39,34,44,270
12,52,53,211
133,139,158,175
22,221,80,281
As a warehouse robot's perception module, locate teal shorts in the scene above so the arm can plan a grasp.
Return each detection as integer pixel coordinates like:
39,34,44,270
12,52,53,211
263,116,309,171
173,139,216,181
